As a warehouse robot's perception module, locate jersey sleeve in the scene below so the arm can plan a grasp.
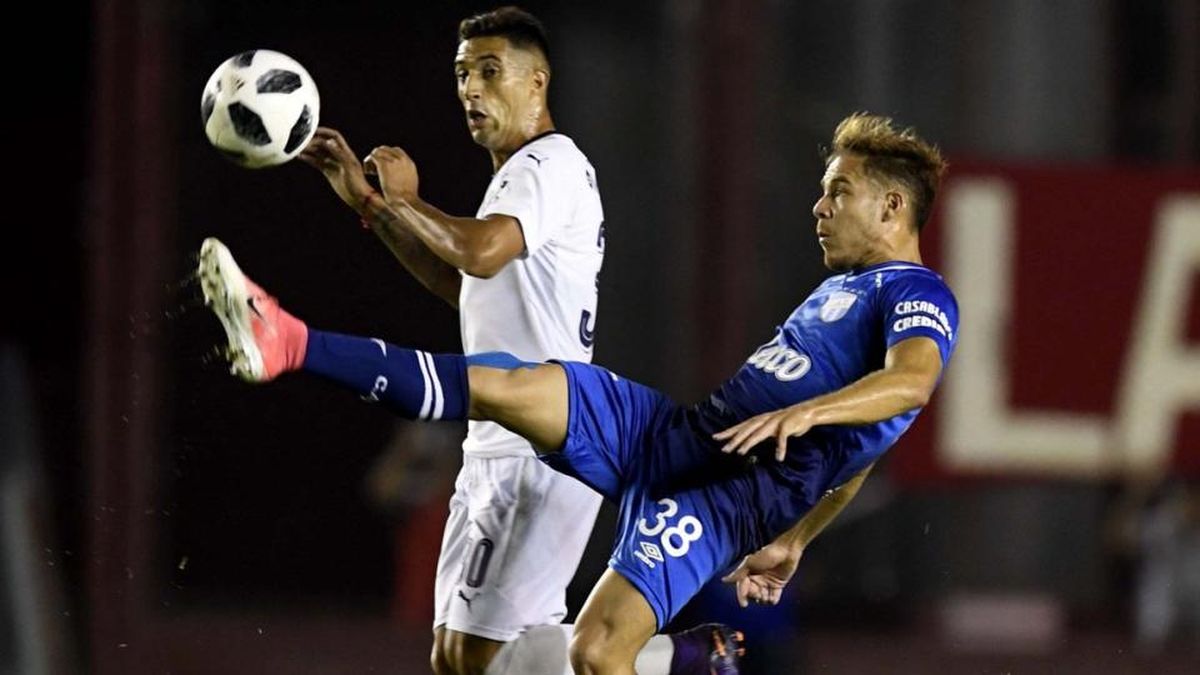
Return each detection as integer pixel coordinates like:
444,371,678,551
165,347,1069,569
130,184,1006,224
880,273,959,365
479,150,575,257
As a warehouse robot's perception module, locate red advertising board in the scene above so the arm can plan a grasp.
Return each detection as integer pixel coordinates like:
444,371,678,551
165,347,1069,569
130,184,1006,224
892,164,1200,484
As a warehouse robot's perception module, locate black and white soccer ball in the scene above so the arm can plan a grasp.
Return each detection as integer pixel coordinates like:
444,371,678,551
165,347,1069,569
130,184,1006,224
201,49,320,169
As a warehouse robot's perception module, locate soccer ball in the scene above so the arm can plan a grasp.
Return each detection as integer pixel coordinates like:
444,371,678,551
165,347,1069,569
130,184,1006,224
201,49,320,168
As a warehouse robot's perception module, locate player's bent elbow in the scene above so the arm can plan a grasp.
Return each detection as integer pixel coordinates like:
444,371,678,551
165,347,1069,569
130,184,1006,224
905,379,936,409
910,388,933,409
457,223,522,278
460,258,502,278
459,249,513,278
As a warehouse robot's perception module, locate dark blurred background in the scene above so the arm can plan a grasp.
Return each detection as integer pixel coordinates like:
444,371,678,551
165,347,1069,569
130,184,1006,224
4,0,1198,673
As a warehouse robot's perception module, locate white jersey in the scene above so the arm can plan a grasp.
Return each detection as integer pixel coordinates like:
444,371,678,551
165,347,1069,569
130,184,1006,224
460,132,605,458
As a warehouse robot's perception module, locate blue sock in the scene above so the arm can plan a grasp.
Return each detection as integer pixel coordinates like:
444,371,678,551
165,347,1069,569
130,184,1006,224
302,330,468,421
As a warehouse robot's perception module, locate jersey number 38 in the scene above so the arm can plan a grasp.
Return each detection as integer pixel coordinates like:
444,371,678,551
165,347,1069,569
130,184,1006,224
633,498,703,568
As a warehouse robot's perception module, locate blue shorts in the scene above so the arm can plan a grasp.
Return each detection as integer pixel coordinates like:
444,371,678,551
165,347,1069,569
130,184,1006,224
541,362,763,629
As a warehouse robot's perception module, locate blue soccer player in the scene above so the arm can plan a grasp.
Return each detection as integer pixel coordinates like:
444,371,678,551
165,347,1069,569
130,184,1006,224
198,112,955,675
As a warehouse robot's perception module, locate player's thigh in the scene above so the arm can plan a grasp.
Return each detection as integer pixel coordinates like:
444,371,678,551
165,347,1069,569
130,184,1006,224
570,569,657,672
467,363,568,452
540,361,676,502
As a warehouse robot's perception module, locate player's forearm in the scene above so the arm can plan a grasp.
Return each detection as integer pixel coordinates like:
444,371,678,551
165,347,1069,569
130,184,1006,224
774,464,872,553
361,191,504,277
365,219,462,308
798,367,933,428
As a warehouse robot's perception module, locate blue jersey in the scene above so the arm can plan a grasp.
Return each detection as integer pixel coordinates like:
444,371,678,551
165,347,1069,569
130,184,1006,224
692,260,958,539
548,260,958,628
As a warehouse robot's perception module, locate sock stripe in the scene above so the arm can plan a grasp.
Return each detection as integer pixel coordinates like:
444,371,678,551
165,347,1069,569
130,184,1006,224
427,353,445,421
301,331,469,422
415,350,434,420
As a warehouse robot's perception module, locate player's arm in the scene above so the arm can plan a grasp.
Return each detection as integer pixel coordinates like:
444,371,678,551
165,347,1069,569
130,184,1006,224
722,464,872,606
299,128,464,307
361,144,524,279
362,208,465,307
775,462,873,552
362,190,524,279
714,336,943,460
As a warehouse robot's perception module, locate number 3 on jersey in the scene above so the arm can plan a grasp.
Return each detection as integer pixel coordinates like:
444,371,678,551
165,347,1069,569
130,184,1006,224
634,498,704,568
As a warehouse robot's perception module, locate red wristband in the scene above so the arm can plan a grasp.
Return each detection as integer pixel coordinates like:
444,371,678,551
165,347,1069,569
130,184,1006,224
359,190,384,230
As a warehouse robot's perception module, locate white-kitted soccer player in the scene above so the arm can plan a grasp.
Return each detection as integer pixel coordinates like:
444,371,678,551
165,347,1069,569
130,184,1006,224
298,7,742,675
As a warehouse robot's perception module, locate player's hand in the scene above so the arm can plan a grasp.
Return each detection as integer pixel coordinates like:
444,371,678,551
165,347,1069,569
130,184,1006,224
713,405,817,461
721,541,801,608
364,146,420,201
298,127,374,210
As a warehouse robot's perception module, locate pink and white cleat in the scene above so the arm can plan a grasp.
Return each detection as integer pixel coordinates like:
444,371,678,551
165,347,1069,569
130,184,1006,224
197,237,308,382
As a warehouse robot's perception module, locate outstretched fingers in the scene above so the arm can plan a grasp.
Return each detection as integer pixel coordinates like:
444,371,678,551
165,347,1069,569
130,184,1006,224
363,146,401,175
714,414,777,456
721,559,782,608
720,559,753,608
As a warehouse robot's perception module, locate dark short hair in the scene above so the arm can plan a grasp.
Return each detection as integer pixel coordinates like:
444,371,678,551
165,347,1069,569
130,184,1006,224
458,6,550,65
824,113,948,231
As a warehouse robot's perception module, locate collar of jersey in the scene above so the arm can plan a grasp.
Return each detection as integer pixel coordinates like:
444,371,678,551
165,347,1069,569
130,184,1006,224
844,259,938,279
512,129,563,155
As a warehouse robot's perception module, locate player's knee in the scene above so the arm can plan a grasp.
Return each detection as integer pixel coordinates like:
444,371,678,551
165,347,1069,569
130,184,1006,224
430,636,454,675
431,633,465,675
442,632,502,675
569,626,625,675
431,647,452,675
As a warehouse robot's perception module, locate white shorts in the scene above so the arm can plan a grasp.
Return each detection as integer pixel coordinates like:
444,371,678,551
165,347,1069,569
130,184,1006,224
433,454,602,642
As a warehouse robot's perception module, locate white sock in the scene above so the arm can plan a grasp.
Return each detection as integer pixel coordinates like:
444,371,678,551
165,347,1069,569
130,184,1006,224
482,624,674,675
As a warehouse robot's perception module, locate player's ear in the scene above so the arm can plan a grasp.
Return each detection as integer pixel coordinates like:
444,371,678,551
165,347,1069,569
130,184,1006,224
531,66,549,92
881,190,905,223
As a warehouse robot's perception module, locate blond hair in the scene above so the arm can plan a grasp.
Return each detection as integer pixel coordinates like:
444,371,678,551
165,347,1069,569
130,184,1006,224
826,113,947,230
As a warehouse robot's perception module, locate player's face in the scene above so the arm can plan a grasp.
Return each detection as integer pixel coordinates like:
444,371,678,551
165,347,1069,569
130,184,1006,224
812,153,891,271
454,36,545,151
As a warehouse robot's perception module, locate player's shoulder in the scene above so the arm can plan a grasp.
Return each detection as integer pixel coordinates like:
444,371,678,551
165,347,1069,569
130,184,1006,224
517,131,588,166
850,261,956,306
851,261,948,288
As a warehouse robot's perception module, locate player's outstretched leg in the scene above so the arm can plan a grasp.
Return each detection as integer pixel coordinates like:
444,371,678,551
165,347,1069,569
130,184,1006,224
197,237,569,449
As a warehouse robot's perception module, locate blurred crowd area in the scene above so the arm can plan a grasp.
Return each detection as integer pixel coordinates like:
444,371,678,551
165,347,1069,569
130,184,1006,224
4,0,1198,673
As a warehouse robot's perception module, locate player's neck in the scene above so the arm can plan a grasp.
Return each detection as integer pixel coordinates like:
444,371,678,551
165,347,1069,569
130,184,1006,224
489,114,556,171
859,240,923,268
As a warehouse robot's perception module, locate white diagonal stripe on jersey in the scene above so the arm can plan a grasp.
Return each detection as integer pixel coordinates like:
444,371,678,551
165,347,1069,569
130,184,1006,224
426,351,445,420
415,350,434,421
